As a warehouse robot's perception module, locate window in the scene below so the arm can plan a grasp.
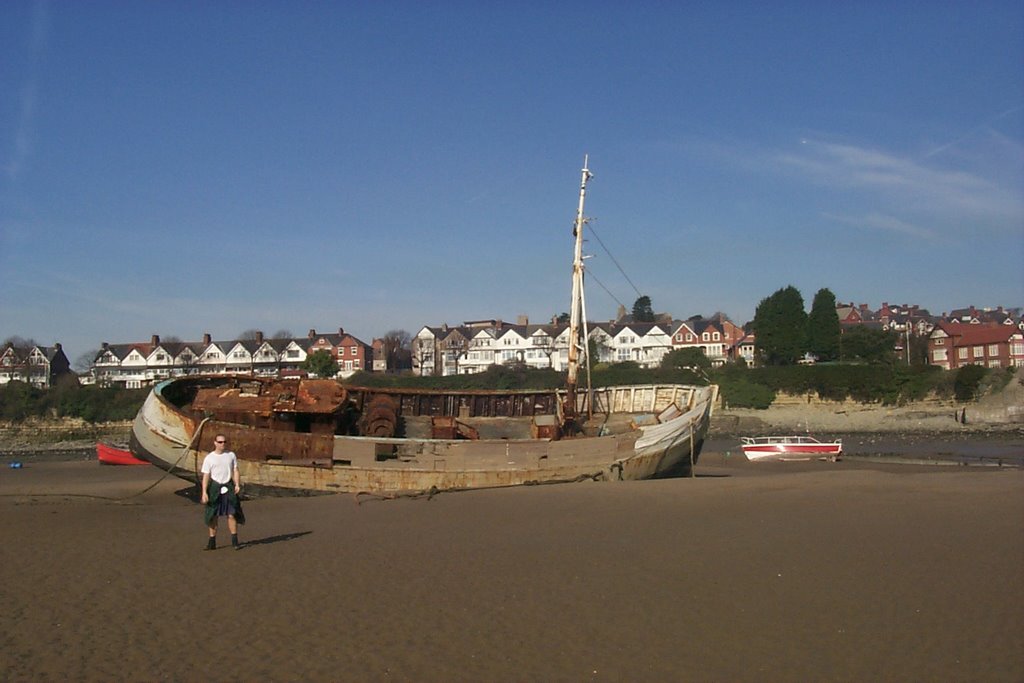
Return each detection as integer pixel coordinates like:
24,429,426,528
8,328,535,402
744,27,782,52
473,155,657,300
958,348,968,359
973,346,984,358
932,349,947,361
350,346,357,355
988,344,999,356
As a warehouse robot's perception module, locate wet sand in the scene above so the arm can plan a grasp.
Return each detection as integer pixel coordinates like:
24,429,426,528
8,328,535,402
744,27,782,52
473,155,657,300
1,457,1022,682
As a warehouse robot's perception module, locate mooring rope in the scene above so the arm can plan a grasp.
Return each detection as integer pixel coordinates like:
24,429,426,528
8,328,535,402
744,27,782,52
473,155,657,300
351,469,608,505
1,417,211,504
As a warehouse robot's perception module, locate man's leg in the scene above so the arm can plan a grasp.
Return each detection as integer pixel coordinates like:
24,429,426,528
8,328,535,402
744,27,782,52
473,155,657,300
228,514,240,549
205,518,218,550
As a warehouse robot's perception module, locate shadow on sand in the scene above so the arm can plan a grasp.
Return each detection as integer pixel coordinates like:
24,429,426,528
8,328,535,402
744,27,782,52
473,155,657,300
237,531,312,549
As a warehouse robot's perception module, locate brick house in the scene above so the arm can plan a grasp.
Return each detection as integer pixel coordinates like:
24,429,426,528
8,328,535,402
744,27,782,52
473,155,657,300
836,302,877,327
305,328,372,377
928,322,1024,370
670,316,746,366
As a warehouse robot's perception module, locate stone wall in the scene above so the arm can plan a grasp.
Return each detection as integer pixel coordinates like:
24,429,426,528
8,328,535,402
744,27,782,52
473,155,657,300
0,419,132,450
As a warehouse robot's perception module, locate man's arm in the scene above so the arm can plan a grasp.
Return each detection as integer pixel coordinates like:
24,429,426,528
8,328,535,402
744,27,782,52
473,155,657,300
201,471,210,503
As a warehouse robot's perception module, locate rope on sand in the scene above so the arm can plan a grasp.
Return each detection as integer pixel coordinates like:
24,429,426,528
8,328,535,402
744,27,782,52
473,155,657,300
351,469,608,505
1,418,212,504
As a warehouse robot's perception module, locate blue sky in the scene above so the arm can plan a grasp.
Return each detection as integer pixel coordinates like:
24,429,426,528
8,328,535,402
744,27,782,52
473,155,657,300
2,1,1022,365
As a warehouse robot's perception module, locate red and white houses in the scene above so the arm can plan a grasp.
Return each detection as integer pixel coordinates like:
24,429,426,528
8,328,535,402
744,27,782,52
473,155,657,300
928,322,1024,370
90,328,372,388
0,342,71,388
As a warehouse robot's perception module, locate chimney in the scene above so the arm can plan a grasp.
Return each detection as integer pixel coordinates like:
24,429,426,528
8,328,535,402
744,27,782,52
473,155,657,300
338,327,344,336
617,304,627,321
151,334,160,346
308,329,316,340
256,331,264,344
518,314,529,326
54,342,62,351
203,333,211,345
102,342,109,350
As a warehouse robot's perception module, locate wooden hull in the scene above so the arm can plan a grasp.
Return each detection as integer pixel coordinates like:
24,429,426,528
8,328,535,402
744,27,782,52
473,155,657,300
130,377,717,495
96,442,148,466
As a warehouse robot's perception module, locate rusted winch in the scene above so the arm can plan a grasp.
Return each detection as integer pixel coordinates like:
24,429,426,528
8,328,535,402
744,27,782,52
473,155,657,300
358,394,400,437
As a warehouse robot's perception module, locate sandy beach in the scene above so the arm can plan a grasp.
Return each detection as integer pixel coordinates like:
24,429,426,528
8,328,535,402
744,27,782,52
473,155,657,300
1,454,1022,682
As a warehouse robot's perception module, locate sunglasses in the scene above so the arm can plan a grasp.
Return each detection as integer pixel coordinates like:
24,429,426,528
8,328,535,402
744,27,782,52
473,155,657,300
215,440,226,444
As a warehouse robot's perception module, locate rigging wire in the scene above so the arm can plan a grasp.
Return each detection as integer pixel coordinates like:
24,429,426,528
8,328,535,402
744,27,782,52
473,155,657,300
587,223,644,299
582,267,628,312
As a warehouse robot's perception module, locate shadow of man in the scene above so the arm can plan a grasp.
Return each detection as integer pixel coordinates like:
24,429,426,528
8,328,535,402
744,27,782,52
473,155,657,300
235,531,313,550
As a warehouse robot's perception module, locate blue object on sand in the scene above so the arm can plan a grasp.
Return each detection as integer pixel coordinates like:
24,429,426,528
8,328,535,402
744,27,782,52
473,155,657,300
9,461,23,469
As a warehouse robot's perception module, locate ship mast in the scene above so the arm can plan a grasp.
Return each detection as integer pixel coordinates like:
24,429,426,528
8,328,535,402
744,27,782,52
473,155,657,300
564,155,592,431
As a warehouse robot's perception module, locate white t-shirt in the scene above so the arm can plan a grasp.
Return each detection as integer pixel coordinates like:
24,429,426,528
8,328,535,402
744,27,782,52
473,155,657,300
201,450,238,485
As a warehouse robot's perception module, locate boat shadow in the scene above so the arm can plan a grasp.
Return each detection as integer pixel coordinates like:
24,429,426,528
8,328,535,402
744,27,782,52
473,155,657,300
175,486,202,502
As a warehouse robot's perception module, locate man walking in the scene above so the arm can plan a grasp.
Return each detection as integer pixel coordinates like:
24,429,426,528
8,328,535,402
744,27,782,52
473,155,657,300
200,434,245,550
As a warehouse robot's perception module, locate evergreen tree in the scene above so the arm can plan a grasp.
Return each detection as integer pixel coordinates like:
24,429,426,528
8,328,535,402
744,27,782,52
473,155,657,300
752,285,807,365
632,295,655,322
806,288,841,361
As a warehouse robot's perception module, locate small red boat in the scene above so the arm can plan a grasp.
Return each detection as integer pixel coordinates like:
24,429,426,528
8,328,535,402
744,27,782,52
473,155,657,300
97,442,149,466
740,436,842,462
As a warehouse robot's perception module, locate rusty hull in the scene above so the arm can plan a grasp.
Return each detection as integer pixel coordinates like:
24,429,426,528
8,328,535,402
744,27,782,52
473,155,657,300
130,376,716,495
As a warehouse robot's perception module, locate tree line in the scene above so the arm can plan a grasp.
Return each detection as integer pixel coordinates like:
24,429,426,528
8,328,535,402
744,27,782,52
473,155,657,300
752,286,913,365
1,354,1009,422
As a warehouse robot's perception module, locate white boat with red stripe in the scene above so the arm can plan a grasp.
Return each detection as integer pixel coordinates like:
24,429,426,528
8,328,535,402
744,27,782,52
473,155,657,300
740,435,842,462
